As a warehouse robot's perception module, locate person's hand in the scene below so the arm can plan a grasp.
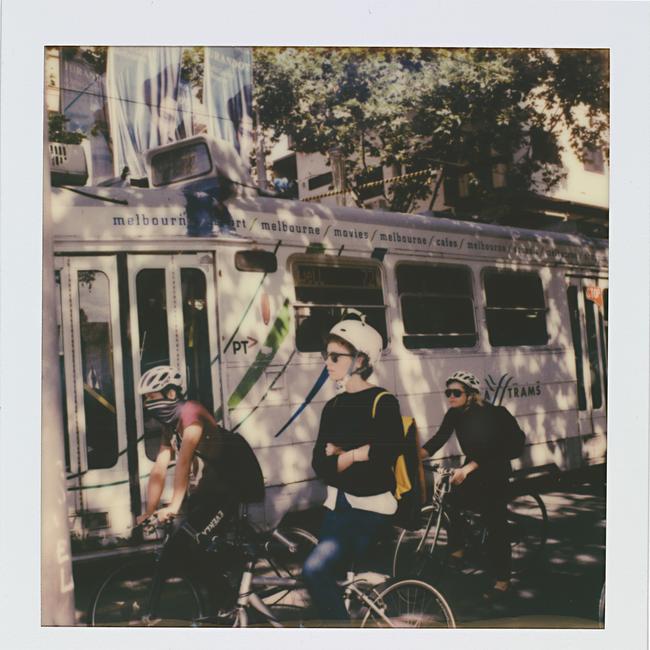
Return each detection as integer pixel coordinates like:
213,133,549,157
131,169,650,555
135,512,153,526
154,506,180,523
451,467,469,486
353,444,370,463
326,443,343,457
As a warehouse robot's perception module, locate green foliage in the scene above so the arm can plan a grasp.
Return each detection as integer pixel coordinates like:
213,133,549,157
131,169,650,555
60,46,108,75
253,48,609,213
48,112,86,144
181,47,205,102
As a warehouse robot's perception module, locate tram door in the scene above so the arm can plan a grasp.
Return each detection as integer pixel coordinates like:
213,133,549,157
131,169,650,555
55,256,132,538
127,253,222,509
566,277,608,440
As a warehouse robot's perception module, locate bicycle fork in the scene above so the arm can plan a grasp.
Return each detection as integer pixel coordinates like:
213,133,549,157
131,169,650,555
237,569,284,627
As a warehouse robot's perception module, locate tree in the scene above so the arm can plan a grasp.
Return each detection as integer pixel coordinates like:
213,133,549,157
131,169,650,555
253,48,609,216
48,112,86,144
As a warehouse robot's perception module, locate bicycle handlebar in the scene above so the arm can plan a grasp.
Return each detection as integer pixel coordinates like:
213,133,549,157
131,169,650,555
132,513,176,536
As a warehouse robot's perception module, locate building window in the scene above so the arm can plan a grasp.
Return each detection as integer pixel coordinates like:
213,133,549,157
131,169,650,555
583,146,605,174
530,127,561,164
355,166,384,201
307,171,333,191
483,270,548,346
397,264,477,349
292,260,387,352
272,154,299,198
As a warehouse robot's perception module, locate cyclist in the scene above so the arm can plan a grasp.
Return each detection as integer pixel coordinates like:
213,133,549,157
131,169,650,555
419,371,525,599
303,317,405,622
136,365,264,607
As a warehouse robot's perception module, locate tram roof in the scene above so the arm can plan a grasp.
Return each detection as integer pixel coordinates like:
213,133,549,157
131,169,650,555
50,184,608,264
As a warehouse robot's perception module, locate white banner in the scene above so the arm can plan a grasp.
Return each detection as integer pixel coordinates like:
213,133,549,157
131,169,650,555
106,47,192,178
203,47,253,167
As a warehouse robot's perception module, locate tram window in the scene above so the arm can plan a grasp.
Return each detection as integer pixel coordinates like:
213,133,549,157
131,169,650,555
181,269,213,412
235,250,277,273
136,269,170,461
150,141,212,187
77,271,119,469
483,271,548,346
567,286,587,411
584,290,603,410
396,264,477,349
292,261,387,352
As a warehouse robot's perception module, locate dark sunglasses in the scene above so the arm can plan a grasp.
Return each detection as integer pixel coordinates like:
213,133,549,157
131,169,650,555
445,388,465,398
322,351,354,363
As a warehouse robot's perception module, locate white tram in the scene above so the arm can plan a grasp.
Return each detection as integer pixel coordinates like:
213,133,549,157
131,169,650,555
48,136,608,550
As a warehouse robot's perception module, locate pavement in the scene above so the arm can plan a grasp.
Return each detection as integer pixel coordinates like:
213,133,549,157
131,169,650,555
71,467,606,628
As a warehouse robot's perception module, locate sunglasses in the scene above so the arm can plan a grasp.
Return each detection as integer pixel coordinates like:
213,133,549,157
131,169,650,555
322,351,354,363
445,388,466,398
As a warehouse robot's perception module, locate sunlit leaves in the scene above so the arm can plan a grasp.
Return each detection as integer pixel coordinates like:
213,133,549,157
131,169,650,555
253,47,609,214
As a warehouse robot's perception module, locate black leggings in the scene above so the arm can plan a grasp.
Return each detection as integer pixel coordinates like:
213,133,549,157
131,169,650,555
446,472,511,581
159,490,241,609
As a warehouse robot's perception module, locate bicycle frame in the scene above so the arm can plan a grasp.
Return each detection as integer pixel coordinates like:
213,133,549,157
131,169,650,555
234,564,401,628
415,468,452,554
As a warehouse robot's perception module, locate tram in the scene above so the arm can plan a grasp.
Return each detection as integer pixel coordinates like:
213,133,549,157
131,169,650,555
48,135,608,550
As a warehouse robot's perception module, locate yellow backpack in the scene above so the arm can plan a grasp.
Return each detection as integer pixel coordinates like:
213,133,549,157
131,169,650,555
372,391,428,529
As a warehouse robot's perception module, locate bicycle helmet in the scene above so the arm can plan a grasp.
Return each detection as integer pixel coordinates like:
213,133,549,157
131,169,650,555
328,316,383,369
137,365,186,395
446,370,481,394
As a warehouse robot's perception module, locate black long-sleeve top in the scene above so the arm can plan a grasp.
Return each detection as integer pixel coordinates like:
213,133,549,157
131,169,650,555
422,403,525,481
312,386,404,496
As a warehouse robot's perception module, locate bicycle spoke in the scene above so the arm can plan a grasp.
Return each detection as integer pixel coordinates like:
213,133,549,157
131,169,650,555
360,579,455,628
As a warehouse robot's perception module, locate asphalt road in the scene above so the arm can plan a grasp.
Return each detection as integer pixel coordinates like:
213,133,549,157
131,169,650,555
72,468,606,628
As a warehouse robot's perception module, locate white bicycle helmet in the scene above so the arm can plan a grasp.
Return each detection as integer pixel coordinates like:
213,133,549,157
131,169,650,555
446,370,481,394
137,365,186,395
328,316,383,369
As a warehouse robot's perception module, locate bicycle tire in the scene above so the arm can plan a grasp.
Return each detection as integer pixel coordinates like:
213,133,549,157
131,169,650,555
392,506,451,581
508,492,548,573
262,525,317,609
360,578,456,628
89,556,203,626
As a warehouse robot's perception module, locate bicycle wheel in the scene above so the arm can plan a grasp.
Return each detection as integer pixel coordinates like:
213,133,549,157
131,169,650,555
392,506,450,581
89,557,203,626
508,493,548,573
261,526,317,610
360,578,456,628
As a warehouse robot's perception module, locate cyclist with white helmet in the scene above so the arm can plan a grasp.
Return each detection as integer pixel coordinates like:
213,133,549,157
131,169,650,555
420,370,525,599
136,365,264,608
302,316,405,622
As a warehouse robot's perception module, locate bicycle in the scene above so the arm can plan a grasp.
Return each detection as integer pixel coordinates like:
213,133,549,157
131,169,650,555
89,510,456,628
392,464,548,581
205,524,456,628
88,511,317,626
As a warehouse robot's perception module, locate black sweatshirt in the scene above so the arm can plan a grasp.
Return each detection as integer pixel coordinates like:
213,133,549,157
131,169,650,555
312,386,404,497
422,402,525,481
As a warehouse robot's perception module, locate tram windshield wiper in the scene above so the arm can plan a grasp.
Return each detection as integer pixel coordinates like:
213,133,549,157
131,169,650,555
60,186,129,206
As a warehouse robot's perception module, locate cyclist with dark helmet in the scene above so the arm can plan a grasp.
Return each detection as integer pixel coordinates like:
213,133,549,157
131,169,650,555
136,365,264,606
420,370,525,599
303,316,404,621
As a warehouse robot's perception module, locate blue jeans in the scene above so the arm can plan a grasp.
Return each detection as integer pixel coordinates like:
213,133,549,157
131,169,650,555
302,491,390,621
